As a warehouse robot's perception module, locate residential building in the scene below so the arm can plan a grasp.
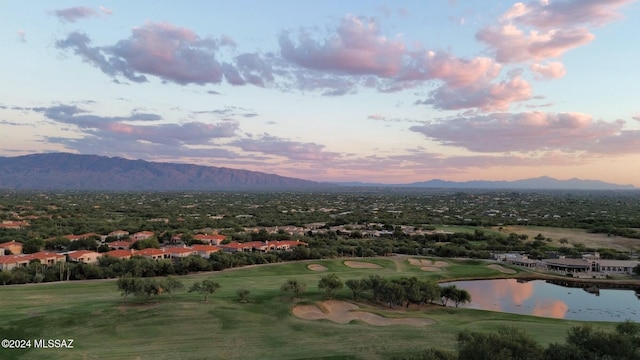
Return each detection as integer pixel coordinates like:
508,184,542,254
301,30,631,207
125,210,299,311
67,250,102,265
0,240,23,255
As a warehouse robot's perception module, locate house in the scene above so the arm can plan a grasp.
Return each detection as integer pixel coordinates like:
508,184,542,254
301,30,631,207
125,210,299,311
135,248,168,260
104,249,135,260
193,234,227,246
0,220,29,229
218,242,253,253
23,251,66,266
0,240,23,255
63,233,98,242
218,240,307,253
164,247,196,259
107,241,134,250
0,255,30,271
67,250,102,265
132,231,155,241
191,244,221,258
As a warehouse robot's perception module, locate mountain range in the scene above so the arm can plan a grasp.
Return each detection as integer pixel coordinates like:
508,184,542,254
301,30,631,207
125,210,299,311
0,153,635,191
0,153,323,191
338,177,637,190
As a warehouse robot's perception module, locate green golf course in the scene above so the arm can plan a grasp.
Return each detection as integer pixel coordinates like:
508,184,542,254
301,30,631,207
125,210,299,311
0,257,616,359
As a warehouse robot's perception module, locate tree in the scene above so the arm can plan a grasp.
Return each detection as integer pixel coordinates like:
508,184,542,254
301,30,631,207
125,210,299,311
364,274,385,300
457,326,544,360
189,279,220,302
281,279,306,299
452,288,471,308
378,281,406,308
117,274,139,303
419,279,441,305
161,276,184,298
318,273,343,299
22,238,45,254
345,279,366,300
237,288,251,303
0,271,13,285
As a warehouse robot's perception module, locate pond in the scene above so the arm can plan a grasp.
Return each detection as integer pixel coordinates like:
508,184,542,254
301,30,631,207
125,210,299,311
442,279,640,322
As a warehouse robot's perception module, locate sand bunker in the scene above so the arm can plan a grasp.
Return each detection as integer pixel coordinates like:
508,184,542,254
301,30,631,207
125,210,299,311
344,261,382,269
292,300,434,326
408,258,431,266
488,264,517,274
420,266,442,272
307,264,328,271
409,258,448,271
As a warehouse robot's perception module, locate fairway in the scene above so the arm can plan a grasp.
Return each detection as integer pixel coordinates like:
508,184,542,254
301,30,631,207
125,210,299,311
0,257,615,360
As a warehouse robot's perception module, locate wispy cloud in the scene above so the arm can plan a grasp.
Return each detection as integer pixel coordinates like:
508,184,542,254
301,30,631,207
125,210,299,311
410,111,636,154
231,135,341,161
50,6,106,23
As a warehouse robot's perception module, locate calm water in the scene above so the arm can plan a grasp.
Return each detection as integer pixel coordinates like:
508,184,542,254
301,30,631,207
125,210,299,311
443,279,640,322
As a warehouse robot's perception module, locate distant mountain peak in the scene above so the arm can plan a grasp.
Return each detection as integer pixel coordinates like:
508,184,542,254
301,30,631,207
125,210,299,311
337,176,636,190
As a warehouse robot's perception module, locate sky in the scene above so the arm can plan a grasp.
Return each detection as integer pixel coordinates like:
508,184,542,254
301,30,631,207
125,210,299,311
1,0,639,186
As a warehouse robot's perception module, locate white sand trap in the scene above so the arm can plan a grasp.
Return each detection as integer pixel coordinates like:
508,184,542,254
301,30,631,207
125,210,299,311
308,264,328,271
408,258,432,266
488,264,517,274
420,266,442,272
409,258,449,268
344,261,382,269
292,300,434,326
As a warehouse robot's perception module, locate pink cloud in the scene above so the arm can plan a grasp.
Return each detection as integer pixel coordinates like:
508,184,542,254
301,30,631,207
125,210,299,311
632,114,640,121
99,6,113,15
410,111,625,153
51,7,99,23
505,0,633,29
420,75,532,112
530,61,566,79
476,25,594,63
477,0,632,63
280,15,406,77
231,136,340,161
279,15,534,110
56,22,273,86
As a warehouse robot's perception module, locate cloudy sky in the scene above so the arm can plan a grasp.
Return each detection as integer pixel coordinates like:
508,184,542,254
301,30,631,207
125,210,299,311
1,0,639,186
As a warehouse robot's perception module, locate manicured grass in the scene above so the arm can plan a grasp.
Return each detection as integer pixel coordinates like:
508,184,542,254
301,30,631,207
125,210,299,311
0,257,616,360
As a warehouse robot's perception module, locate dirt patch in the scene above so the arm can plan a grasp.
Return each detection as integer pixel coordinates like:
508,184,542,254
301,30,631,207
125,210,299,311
420,266,442,272
344,261,382,269
496,225,640,251
488,264,517,274
433,261,448,267
307,264,328,271
292,300,434,326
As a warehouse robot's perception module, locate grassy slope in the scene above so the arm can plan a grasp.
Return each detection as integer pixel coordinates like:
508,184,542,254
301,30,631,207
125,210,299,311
0,258,616,360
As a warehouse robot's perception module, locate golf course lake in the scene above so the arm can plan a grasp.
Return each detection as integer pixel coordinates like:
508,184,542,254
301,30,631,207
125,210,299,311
443,279,640,322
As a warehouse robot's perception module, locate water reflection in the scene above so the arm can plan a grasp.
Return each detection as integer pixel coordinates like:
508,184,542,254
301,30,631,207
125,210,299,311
443,279,640,322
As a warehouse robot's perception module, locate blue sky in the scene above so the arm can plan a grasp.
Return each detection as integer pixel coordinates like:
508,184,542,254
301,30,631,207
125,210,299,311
1,0,639,186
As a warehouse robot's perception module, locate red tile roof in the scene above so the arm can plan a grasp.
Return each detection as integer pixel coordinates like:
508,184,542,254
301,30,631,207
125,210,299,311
67,250,102,260
191,244,221,252
105,249,134,258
